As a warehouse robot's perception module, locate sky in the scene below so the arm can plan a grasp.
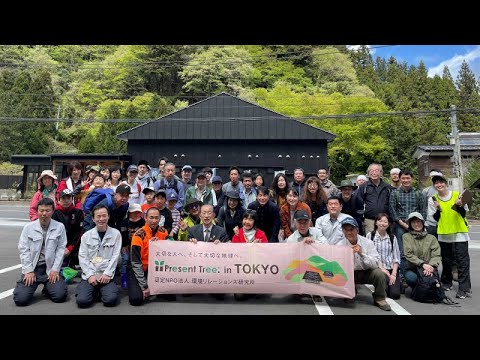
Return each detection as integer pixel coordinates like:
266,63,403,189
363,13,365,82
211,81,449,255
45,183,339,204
357,45,480,81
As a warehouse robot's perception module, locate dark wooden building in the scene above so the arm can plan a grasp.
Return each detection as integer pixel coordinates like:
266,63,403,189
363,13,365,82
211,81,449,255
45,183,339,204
413,132,480,187
11,153,131,197
118,92,335,183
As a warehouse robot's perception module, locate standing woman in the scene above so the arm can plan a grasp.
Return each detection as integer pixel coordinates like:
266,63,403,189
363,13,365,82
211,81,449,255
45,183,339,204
303,176,328,223
100,166,111,188
56,161,83,208
254,174,265,190
430,174,471,299
270,173,289,209
366,213,401,299
280,188,312,240
108,166,123,192
29,170,58,221
216,191,244,240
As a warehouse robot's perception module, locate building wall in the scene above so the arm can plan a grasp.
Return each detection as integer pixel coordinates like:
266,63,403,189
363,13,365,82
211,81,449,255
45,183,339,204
128,140,328,183
417,155,452,186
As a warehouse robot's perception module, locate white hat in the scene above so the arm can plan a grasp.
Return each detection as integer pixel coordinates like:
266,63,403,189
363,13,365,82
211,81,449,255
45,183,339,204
128,203,142,213
390,168,401,175
38,170,57,181
429,170,443,177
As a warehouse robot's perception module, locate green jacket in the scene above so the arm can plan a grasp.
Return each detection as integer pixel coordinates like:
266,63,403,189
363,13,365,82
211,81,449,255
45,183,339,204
403,230,441,269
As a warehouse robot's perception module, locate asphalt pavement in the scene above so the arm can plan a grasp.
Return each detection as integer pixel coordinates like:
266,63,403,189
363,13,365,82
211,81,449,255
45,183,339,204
1,203,478,315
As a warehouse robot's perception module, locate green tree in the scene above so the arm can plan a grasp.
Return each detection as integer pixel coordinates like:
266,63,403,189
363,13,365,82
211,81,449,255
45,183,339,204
179,46,254,99
455,60,480,131
78,93,173,153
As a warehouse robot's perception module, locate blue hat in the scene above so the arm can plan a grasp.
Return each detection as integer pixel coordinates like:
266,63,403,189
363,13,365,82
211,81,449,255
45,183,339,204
168,192,179,201
211,175,222,184
341,217,359,229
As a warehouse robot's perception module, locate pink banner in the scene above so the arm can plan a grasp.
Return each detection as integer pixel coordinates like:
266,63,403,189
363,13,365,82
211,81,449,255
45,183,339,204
148,241,355,298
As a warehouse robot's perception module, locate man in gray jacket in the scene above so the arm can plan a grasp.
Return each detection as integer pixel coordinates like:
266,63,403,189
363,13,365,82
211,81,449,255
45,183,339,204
14,198,67,306
76,204,122,308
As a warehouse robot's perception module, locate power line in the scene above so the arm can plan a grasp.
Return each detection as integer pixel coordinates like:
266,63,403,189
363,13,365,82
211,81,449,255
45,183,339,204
0,107,477,123
0,45,397,71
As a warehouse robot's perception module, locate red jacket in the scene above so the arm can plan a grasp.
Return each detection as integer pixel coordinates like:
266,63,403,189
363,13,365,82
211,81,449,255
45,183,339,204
232,227,268,243
280,201,312,238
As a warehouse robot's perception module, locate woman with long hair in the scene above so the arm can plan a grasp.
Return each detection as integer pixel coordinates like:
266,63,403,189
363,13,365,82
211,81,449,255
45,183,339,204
270,173,288,209
302,176,328,223
366,213,401,299
280,188,312,240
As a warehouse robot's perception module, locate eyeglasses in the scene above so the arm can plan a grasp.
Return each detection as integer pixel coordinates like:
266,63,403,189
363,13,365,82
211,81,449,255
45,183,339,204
189,204,200,209
246,209,257,216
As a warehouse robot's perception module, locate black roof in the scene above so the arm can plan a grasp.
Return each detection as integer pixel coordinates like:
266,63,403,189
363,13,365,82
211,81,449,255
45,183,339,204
117,92,335,141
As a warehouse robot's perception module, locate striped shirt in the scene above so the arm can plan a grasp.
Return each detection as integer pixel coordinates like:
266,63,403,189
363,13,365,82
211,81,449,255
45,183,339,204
366,231,400,270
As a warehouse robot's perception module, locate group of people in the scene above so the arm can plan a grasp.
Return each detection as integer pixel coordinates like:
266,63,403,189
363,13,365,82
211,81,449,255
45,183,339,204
14,159,472,311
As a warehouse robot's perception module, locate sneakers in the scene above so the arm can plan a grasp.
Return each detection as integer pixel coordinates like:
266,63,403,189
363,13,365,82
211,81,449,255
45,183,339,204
443,284,453,291
374,299,391,311
456,290,472,299
120,273,128,290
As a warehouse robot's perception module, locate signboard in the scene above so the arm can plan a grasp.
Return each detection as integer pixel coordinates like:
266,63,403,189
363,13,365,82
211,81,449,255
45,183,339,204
148,241,355,298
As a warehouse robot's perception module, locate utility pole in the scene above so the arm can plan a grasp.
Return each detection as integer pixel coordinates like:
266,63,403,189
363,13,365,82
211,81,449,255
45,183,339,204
450,105,464,192
55,105,61,141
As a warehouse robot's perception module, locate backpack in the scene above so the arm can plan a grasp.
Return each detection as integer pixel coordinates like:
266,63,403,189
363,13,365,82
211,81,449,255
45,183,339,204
82,188,114,213
411,268,446,303
159,178,180,194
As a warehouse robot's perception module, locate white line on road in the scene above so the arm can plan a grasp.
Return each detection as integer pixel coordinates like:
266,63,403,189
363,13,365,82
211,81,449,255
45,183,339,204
311,295,334,315
0,264,21,274
0,289,14,300
0,221,29,227
365,284,411,315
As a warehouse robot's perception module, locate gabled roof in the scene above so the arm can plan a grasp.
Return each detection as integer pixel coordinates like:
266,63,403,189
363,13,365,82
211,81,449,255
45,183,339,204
413,145,480,159
117,92,335,141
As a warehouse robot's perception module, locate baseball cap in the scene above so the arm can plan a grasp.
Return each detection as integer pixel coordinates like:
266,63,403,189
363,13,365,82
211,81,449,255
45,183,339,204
155,189,167,198
196,172,206,179
212,175,222,184
128,203,142,213
60,189,74,197
127,165,138,173
294,209,310,221
115,184,132,194
167,192,179,201
341,217,359,229
182,165,192,171
142,186,155,194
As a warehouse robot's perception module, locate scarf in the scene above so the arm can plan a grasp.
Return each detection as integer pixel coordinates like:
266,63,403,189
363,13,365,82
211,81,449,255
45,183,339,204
42,184,57,198
243,228,256,243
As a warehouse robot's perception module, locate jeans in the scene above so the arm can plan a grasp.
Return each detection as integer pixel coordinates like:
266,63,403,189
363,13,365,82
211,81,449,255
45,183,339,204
120,247,130,275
